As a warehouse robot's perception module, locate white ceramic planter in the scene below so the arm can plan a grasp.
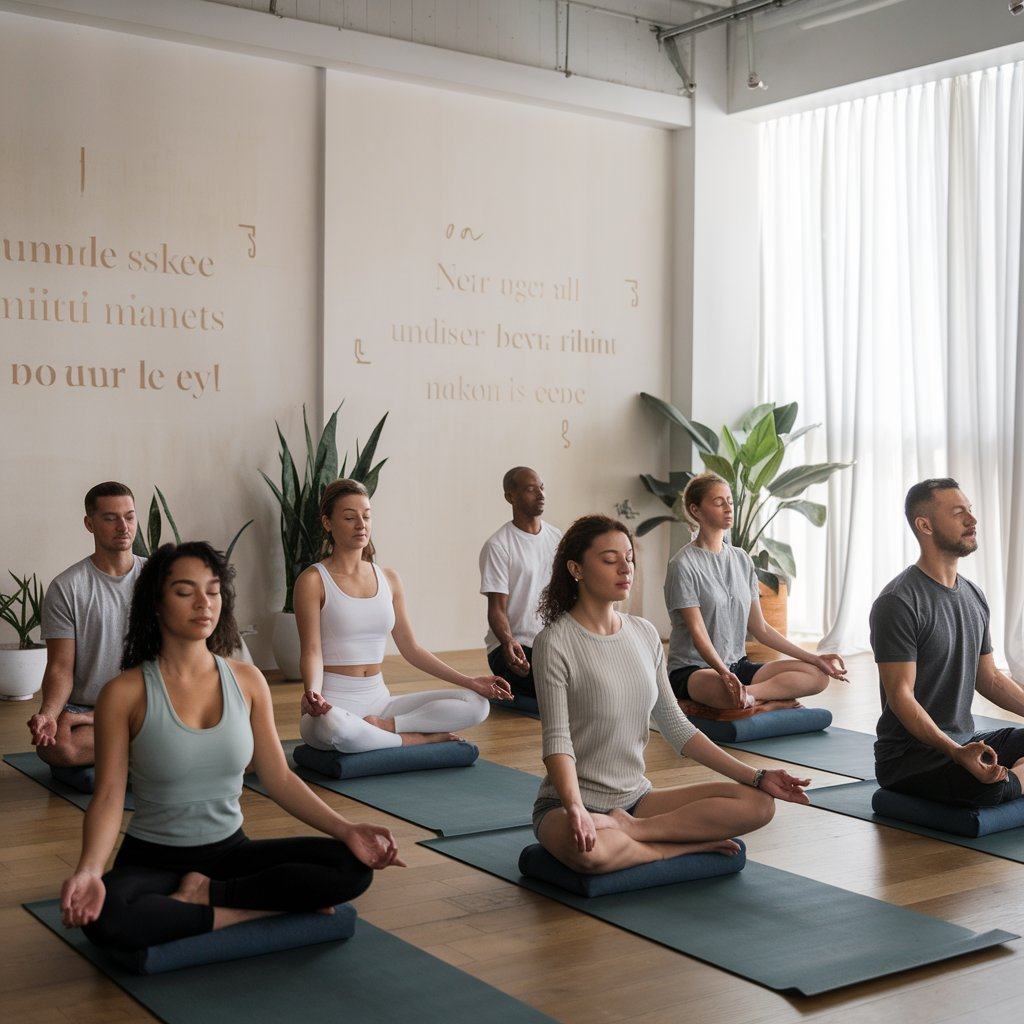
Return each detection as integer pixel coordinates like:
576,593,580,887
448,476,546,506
270,611,301,680
0,644,47,701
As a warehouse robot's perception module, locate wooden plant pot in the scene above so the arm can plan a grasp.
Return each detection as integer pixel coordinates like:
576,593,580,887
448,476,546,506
746,581,788,663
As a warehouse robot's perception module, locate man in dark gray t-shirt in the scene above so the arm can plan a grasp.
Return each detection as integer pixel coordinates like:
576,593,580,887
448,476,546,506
870,478,1024,807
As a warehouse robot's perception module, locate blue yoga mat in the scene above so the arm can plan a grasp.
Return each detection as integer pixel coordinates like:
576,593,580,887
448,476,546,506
25,898,555,1024
420,826,1015,996
3,751,134,811
244,740,539,836
810,779,1024,862
720,714,1020,781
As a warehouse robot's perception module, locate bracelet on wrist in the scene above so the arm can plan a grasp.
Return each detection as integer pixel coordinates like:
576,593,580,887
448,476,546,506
751,768,766,789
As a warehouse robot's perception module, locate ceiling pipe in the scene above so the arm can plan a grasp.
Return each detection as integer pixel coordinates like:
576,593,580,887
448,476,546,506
657,0,807,43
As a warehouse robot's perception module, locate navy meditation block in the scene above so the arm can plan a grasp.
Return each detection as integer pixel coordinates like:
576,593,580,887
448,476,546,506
691,706,833,743
49,764,96,793
292,739,479,779
106,903,358,975
518,839,746,897
871,787,1024,837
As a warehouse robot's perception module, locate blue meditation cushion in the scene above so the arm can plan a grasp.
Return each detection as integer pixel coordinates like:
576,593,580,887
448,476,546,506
49,764,96,793
518,839,746,897
690,707,833,743
490,693,540,717
292,739,479,779
107,903,358,975
871,787,1024,837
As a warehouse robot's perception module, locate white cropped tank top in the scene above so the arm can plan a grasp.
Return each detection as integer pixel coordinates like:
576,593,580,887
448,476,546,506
315,561,396,665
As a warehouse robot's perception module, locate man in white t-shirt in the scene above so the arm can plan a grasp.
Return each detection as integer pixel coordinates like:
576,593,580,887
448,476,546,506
479,467,561,698
27,481,145,768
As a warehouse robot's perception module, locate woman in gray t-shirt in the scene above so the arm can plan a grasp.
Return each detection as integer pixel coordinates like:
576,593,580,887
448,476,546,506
664,474,847,710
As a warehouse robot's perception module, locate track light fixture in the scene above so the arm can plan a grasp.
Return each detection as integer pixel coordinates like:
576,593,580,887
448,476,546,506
1011,0,1024,15
745,15,767,91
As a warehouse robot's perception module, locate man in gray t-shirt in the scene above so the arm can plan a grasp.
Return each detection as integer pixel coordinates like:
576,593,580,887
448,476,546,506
27,482,144,768
870,478,1024,806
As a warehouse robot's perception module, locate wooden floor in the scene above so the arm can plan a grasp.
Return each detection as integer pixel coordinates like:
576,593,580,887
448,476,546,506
2,650,1022,1024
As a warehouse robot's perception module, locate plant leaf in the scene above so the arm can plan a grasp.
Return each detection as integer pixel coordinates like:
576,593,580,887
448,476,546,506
640,393,719,454
737,411,780,469
700,453,736,485
636,515,679,537
777,499,827,527
761,537,797,577
350,412,389,483
740,402,775,432
154,486,181,546
146,495,162,554
772,402,799,435
754,568,781,593
769,462,852,498
749,443,786,495
224,520,254,564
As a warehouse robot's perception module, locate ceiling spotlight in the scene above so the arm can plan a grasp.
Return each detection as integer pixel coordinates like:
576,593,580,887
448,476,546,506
1012,0,1024,14
745,15,767,91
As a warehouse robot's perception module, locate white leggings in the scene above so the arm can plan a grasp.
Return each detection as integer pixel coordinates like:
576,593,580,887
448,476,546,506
299,672,490,753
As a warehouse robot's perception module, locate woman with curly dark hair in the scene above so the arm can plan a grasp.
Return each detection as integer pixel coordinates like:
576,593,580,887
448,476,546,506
60,541,403,950
532,515,810,875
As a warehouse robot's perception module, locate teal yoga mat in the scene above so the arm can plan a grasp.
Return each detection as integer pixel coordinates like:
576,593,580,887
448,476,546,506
420,826,1015,996
720,714,1019,781
245,741,538,836
722,726,877,779
3,751,133,811
25,898,554,1024
810,779,1024,862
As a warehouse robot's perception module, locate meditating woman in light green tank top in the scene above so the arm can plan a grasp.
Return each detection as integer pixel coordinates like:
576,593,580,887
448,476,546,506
59,541,404,950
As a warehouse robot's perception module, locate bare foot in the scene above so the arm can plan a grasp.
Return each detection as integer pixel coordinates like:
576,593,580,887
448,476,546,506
747,697,801,712
667,839,741,858
364,715,396,733
721,676,753,709
399,731,461,746
603,807,636,832
170,872,211,905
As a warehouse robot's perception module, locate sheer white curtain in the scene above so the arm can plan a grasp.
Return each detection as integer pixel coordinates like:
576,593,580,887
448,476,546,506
759,62,1024,674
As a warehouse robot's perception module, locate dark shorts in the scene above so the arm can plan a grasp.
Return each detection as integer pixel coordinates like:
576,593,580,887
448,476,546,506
487,644,536,698
881,727,1024,807
668,658,764,701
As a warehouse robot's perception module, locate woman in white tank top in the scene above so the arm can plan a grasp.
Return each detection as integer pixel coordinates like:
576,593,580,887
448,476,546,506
295,479,512,754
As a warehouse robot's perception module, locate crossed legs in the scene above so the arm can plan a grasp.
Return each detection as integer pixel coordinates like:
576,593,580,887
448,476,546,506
537,782,774,874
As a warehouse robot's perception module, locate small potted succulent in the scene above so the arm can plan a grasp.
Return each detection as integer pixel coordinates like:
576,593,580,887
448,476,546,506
0,572,47,701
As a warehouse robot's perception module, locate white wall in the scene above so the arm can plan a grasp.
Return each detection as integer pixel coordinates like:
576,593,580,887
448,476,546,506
0,7,677,663
0,12,320,665
322,70,674,646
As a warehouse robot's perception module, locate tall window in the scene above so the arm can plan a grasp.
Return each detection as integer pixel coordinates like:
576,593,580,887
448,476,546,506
760,62,1024,673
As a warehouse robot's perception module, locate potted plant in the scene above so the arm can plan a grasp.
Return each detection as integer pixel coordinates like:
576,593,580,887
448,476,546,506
0,572,47,701
261,402,387,677
638,394,851,651
132,486,253,563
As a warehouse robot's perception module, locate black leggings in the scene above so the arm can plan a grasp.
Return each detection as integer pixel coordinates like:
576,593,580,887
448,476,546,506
84,829,372,950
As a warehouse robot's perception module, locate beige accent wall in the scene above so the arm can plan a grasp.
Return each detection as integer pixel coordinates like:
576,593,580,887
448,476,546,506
0,12,320,665
323,70,673,652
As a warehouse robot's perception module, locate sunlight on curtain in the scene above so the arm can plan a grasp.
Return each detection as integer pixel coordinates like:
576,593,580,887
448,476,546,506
760,62,1024,674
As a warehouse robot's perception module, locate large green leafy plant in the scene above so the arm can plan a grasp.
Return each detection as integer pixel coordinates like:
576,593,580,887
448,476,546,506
0,572,44,649
261,403,387,613
638,394,851,592
132,486,253,563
